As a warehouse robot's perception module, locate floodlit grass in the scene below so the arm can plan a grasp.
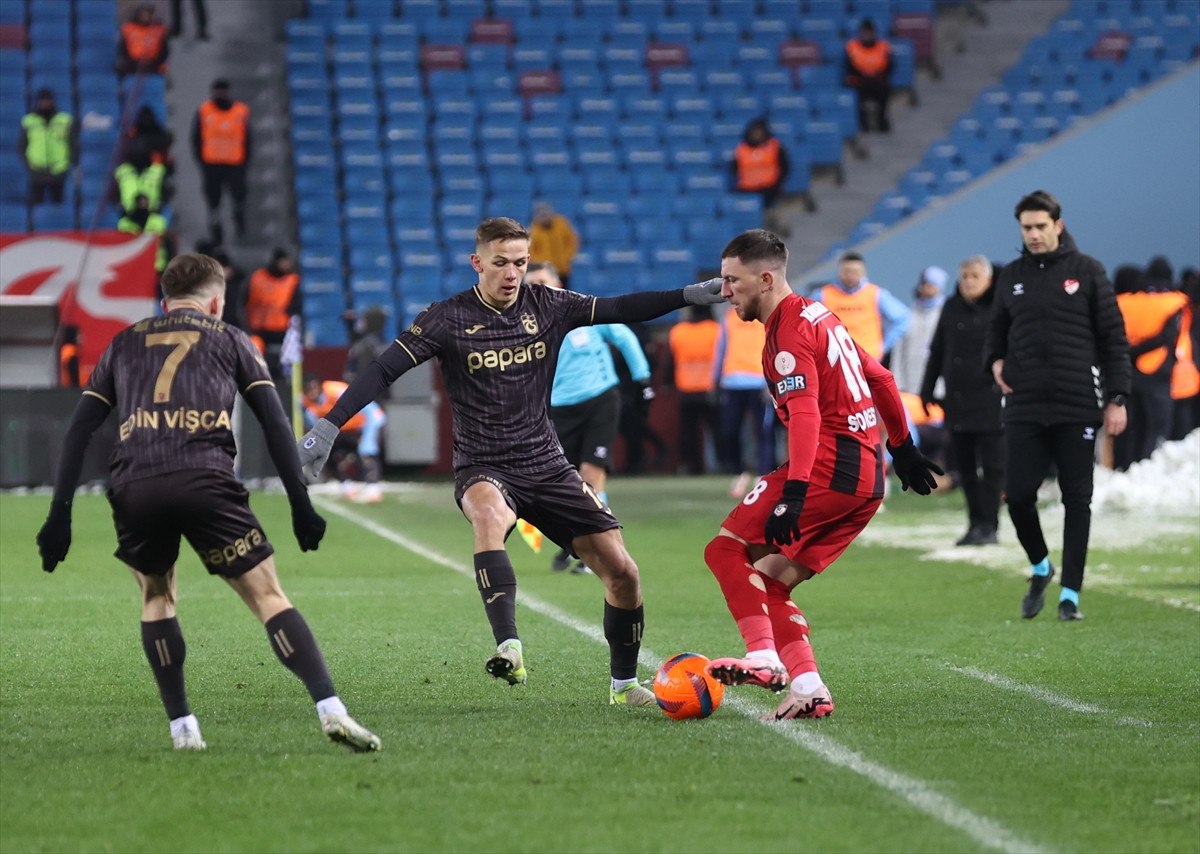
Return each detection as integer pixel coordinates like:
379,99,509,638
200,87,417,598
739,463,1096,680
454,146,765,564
1,478,1197,853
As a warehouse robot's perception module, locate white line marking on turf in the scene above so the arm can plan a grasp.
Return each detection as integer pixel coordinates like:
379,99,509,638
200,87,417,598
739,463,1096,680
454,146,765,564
946,664,1152,728
316,498,1047,854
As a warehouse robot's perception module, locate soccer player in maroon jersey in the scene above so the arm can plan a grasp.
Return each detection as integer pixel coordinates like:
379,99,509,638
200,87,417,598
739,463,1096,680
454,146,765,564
35,253,380,752
702,230,942,720
298,217,723,705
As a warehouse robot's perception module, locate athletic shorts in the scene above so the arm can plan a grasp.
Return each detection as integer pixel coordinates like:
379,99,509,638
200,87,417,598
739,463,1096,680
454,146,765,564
107,469,274,578
720,465,881,573
550,387,621,470
454,460,620,552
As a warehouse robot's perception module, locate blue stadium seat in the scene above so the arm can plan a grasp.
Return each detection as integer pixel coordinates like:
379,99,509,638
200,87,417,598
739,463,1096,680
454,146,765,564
31,204,76,232
803,120,842,167
349,244,395,274
354,0,397,22
308,0,351,22
632,169,680,196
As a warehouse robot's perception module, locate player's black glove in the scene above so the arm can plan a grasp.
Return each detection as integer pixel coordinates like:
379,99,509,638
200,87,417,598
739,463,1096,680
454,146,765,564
297,418,339,481
764,480,808,548
683,278,724,306
36,499,73,573
291,500,327,552
888,435,944,496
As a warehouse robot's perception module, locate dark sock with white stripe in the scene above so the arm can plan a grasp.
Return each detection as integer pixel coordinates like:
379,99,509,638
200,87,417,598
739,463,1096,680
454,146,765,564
141,617,190,720
475,550,519,645
265,608,336,702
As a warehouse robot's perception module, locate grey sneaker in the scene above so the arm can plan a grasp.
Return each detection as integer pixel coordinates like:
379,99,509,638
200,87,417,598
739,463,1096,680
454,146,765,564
485,639,527,685
321,712,382,752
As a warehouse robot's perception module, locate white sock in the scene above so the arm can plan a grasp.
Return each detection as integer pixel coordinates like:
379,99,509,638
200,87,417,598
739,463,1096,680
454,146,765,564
169,713,200,738
316,696,347,719
611,676,639,692
793,672,824,694
746,649,784,668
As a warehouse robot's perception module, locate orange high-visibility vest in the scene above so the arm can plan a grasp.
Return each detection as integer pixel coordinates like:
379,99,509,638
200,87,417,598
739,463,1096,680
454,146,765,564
900,391,943,425
198,100,249,165
246,269,299,334
121,21,166,62
846,39,891,76
669,318,720,393
818,283,885,360
1117,291,1189,375
302,381,366,432
1172,306,1200,400
720,312,766,379
734,138,782,192
59,342,79,387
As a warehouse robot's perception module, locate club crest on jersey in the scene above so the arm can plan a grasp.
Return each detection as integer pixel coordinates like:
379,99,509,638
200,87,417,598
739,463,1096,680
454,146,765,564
520,312,539,335
774,350,796,374
775,374,807,395
1063,278,1080,295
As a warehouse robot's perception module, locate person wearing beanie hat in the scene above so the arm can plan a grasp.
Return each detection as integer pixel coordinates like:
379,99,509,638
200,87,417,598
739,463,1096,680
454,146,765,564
890,265,949,395
19,87,78,209
246,247,300,380
192,78,251,245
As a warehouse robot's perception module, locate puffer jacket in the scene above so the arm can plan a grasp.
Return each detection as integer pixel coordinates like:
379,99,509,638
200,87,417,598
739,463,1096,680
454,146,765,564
985,231,1131,425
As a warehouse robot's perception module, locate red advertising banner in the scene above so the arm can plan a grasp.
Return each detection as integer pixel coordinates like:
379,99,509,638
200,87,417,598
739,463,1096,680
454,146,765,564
0,231,159,380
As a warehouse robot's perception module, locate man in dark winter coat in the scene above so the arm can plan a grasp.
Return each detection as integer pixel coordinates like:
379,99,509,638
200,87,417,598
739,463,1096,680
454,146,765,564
921,255,1005,546
985,190,1131,622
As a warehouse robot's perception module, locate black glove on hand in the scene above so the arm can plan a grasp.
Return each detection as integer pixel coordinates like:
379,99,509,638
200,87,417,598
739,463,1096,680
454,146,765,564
297,418,339,481
292,501,327,552
764,480,808,548
888,435,944,496
36,499,73,573
683,278,724,306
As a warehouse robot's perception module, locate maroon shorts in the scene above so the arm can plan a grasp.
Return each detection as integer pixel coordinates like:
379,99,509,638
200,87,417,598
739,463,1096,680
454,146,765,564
107,469,274,578
720,465,882,573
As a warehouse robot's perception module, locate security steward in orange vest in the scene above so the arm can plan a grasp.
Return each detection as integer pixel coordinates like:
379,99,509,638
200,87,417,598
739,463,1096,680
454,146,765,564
844,18,893,133
1113,261,1190,469
58,325,80,388
816,251,910,363
246,248,301,381
732,118,790,214
116,4,168,78
191,79,251,246
666,304,720,475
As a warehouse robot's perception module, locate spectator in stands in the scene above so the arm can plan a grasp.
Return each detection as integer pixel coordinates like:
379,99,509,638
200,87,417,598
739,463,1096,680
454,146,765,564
715,307,774,498
117,194,172,275
192,79,251,246
210,247,247,330
246,248,300,380
528,202,579,289
920,256,1005,546
844,18,894,133
891,265,948,394
665,304,721,475
302,376,386,504
1171,267,1200,440
731,117,790,236
18,88,77,209
344,306,390,385
128,105,174,176
115,140,167,215
813,252,910,364
170,0,209,41
116,3,169,79
1113,258,1190,470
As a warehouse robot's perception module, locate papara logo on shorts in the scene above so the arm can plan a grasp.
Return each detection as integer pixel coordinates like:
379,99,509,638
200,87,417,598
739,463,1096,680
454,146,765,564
466,341,547,373
201,527,265,567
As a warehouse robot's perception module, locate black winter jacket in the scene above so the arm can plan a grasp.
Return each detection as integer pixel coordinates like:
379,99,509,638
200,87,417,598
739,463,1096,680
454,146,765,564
985,231,1131,425
921,286,1003,432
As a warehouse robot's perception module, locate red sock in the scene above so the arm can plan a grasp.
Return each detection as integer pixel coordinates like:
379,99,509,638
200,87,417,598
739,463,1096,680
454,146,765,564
763,576,818,678
703,536,774,652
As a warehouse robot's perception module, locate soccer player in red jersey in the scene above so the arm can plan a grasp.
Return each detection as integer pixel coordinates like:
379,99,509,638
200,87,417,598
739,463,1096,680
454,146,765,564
702,230,943,719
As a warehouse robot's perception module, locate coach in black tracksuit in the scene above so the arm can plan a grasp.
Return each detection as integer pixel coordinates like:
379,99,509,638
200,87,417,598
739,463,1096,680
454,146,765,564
985,190,1131,622
921,255,1005,547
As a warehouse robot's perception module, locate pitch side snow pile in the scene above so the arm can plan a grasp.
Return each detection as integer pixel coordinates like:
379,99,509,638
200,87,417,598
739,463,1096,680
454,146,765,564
1093,430,1200,516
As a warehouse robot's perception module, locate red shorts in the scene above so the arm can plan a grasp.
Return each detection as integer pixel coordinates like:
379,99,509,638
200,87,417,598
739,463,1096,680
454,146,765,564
721,466,882,573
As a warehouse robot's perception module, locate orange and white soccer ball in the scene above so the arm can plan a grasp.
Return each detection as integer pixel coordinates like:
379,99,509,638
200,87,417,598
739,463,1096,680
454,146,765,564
653,653,724,720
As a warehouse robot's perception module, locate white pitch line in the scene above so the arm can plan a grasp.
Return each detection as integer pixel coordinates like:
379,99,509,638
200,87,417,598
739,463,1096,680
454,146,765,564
946,664,1152,729
316,498,1046,854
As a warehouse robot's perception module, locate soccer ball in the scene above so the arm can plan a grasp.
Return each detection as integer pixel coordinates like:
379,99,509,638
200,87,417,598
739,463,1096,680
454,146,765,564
653,653,724,720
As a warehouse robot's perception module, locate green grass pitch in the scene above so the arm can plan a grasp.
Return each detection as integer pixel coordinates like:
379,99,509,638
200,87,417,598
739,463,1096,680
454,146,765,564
1,478,1197,853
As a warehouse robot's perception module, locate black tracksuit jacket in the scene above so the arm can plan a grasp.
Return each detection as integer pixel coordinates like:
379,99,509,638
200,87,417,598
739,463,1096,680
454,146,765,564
921,285,1003,433
985,231,1131,426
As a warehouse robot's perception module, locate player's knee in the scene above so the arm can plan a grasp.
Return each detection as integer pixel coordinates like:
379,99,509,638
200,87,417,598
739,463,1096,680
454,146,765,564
470,502,514,536
703,534,743,570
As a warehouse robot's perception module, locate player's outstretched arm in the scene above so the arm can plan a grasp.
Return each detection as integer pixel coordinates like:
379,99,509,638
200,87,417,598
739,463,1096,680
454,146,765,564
244,384,326,551
36,394,111,572
592,278,724,324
